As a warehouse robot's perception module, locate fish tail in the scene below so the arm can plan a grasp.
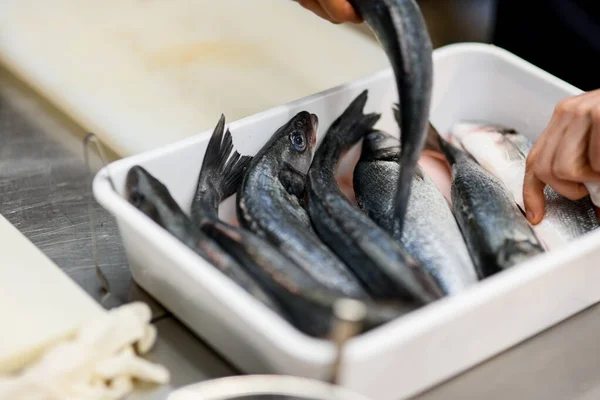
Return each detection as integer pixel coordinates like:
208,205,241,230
424,121,444,154
392,102,401,127
193,115,252,223
333,90,381,147
393,103,444,156
203,114,252,199
221,142,253,199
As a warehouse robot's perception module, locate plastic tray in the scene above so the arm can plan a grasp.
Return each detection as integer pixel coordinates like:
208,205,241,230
94,43,600,400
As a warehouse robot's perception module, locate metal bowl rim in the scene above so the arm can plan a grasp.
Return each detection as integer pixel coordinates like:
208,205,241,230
168,374,374,400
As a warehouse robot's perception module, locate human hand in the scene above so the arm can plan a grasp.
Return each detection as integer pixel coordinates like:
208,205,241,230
523,89,600,224
297,0,362,24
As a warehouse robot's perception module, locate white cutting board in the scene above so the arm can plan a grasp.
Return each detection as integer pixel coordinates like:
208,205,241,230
0,215,103,373
0,0,388,156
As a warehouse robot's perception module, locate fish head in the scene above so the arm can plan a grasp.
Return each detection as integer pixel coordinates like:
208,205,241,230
505,133,534,156
448,122,480,149
360,129,400,161
497,236,545,268
451,122,517,145
278,111,319,174
450,122,525,171
125,165,170,223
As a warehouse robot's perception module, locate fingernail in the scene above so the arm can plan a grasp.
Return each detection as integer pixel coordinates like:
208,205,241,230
526,210,535,223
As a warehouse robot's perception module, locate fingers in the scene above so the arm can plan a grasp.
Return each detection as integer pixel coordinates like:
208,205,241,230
523,146,588,225
588,106,600,172
551,108,600,182
523,163,547,224
531,101,574,186
542,178,589,201
525,162,589,225
298,0,361,24
318,0,362,23
298,0,330,21
524,91,600,225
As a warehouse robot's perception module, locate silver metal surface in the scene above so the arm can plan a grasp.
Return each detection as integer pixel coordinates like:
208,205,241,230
327,299,367,385
0,66,161,314
3,61,600,400
126,318,237,400
167,375,372,400
0,64,237,399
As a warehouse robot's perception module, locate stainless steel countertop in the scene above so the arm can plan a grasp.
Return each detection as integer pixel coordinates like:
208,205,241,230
3,64,600,400
0,65,237,397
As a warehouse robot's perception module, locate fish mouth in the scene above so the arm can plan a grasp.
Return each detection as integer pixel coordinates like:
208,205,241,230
310,113,318,147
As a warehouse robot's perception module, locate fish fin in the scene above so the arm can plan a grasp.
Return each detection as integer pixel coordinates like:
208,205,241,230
221,131,253,199
414,164,425,181
392,103,404,140
424,123,465,165
202,114,228,175
193,115,252,224
497,237,545,269
331,90,381,147
279,164,307,199
395,104,442,156
423,123,445,154
201,114,253,200
392,103,401,126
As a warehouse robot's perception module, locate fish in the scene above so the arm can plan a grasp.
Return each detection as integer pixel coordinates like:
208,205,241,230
306,90,444,303
236,111,369,299
348,0,434,233
354,128,478,294
202,219,411,337
124,165,282,315
189,114,404,337
191,114,253,228
503,126,600,217
428,126,546,278
449,122,599,250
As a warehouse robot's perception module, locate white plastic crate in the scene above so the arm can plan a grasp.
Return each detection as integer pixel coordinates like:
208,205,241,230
94,43,600,400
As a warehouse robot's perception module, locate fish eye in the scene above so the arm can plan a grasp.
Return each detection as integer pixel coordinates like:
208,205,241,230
290,131,307,152
130,191,145,207
366,132,383,142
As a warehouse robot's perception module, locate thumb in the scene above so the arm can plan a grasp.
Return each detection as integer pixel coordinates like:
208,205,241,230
523,168,547,225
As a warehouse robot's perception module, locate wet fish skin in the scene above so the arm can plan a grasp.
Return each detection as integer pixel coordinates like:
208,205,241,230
432,131,545,278
307,91,444,303
125,165,282,314
236,112,369,299
450,123,599,249
203,220,412,337
203,219,332,337
349,0,434,232
354,129,478,294
504,131,600,235
189,114,395,337
354,130,401,235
